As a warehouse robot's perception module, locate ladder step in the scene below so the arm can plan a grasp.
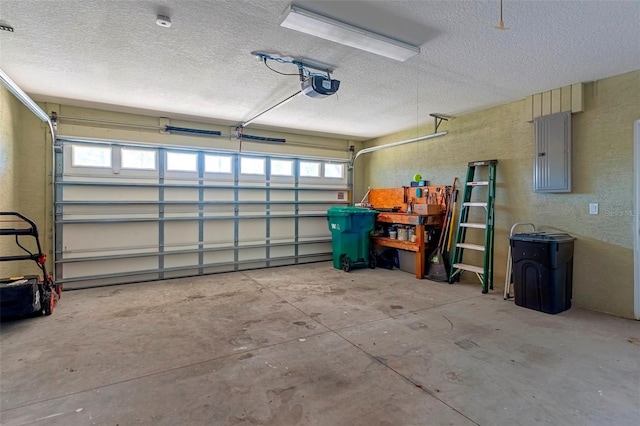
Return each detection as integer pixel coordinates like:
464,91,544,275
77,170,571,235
467,181,489,186
453,263,485,274
463,202,488,208
460,222,486,229
456,243,485,251
468,159,498,167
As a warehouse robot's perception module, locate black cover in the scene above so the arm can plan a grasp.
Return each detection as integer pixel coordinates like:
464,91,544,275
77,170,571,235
0,276,42,319
301,76,340,98
510,233,575,314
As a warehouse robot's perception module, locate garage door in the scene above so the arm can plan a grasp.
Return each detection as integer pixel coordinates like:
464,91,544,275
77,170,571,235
54,137,350,289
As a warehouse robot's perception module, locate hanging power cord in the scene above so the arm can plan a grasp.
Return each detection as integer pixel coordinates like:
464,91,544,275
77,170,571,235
255,52,332,80
262,58,298,76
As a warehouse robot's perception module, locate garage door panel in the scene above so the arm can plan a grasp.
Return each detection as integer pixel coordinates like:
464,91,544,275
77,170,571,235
269,204,295,214
299,190,348,202
204,220,234,243
63,222,158,253
268,259,295,267
238,219,266,242
203,188,234,202
299,203,332,213
238,261,267,271
238,190,266,202
299,242,331,256
64,273,160,290
164,176,197,185
164,253,198,269
63,212,157,221
202,205,233,216
164,188,198,201
164,269,199,279
270,245,295,258
63,186,158,202
270,190,295,202
62,256,158,279
298,218,329,239
165,221,198,245
56,139,349,287
298,255,331,264
164,204,198,218
203,265,235,274
203,250,234,265
238,248,266,262
239,204,267,215
63,204,158,218
270,219,294,240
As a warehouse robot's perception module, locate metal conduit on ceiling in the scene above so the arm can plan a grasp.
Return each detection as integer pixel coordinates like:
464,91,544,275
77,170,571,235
349,131,447,205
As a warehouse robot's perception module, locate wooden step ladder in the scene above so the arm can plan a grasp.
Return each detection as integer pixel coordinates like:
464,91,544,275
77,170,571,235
448,160,498,293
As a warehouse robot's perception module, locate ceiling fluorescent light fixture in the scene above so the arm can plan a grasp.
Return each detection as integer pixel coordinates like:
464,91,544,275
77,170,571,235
280,5,420,62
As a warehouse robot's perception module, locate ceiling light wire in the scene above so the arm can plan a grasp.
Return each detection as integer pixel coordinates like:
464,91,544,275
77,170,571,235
415,64,420,159
495,0,509,30
262,58,299,76
255,53,332,79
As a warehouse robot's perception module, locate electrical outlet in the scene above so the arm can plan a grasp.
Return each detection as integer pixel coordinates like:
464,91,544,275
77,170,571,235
589,203,599,215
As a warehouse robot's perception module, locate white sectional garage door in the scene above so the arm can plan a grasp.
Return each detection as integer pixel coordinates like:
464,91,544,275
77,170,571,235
54,138,349,289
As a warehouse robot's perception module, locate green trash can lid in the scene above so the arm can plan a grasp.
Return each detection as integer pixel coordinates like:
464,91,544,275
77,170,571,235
327,206,379,215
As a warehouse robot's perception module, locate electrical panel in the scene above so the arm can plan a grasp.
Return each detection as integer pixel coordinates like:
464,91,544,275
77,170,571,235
534,111,572,193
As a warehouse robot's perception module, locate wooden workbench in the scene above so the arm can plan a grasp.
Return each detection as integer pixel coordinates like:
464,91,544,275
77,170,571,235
372,213,435,279
368,187,446,279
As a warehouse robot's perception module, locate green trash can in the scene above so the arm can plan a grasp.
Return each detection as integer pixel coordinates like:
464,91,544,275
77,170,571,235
327,206,379,272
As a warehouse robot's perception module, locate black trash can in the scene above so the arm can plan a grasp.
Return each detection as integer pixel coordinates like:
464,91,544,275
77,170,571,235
510,232,576,314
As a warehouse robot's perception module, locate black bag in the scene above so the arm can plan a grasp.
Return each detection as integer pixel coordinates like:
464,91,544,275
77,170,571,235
376,248,399,270
0,276,42,319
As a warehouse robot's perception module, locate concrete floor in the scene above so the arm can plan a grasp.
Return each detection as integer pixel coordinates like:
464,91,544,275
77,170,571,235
1,262,638,426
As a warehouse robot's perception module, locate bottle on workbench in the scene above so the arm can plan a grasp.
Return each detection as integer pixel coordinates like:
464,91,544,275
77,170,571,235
388,226,397,239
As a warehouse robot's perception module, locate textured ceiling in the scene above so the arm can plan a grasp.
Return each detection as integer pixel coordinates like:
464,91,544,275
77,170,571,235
1,0,639,140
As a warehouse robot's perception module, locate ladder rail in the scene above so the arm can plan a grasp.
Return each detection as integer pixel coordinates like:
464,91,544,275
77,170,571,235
485,163,497,291
450,165,474,269
448,160,498,293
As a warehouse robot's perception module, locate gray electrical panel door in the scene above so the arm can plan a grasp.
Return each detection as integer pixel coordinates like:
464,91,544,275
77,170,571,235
534,111,572,193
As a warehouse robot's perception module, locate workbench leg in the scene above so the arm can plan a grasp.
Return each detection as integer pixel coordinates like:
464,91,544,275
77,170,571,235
416,224,425,279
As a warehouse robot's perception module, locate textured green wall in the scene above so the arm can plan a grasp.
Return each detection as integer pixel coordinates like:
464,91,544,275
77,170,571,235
360,70,640,319
0,87,18,212
0,87,50,277
0,86,20,277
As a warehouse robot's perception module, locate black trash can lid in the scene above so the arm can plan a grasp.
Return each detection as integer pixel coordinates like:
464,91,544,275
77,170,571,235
510,232,576,243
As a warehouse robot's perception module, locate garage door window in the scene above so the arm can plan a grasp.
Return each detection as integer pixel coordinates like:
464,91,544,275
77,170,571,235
72,145,112,168
300,161,320,177
241,157,265,175
167,152,197,172
205,155,232,173
324,163,343,178
271,159,293,176
121,148,156,170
